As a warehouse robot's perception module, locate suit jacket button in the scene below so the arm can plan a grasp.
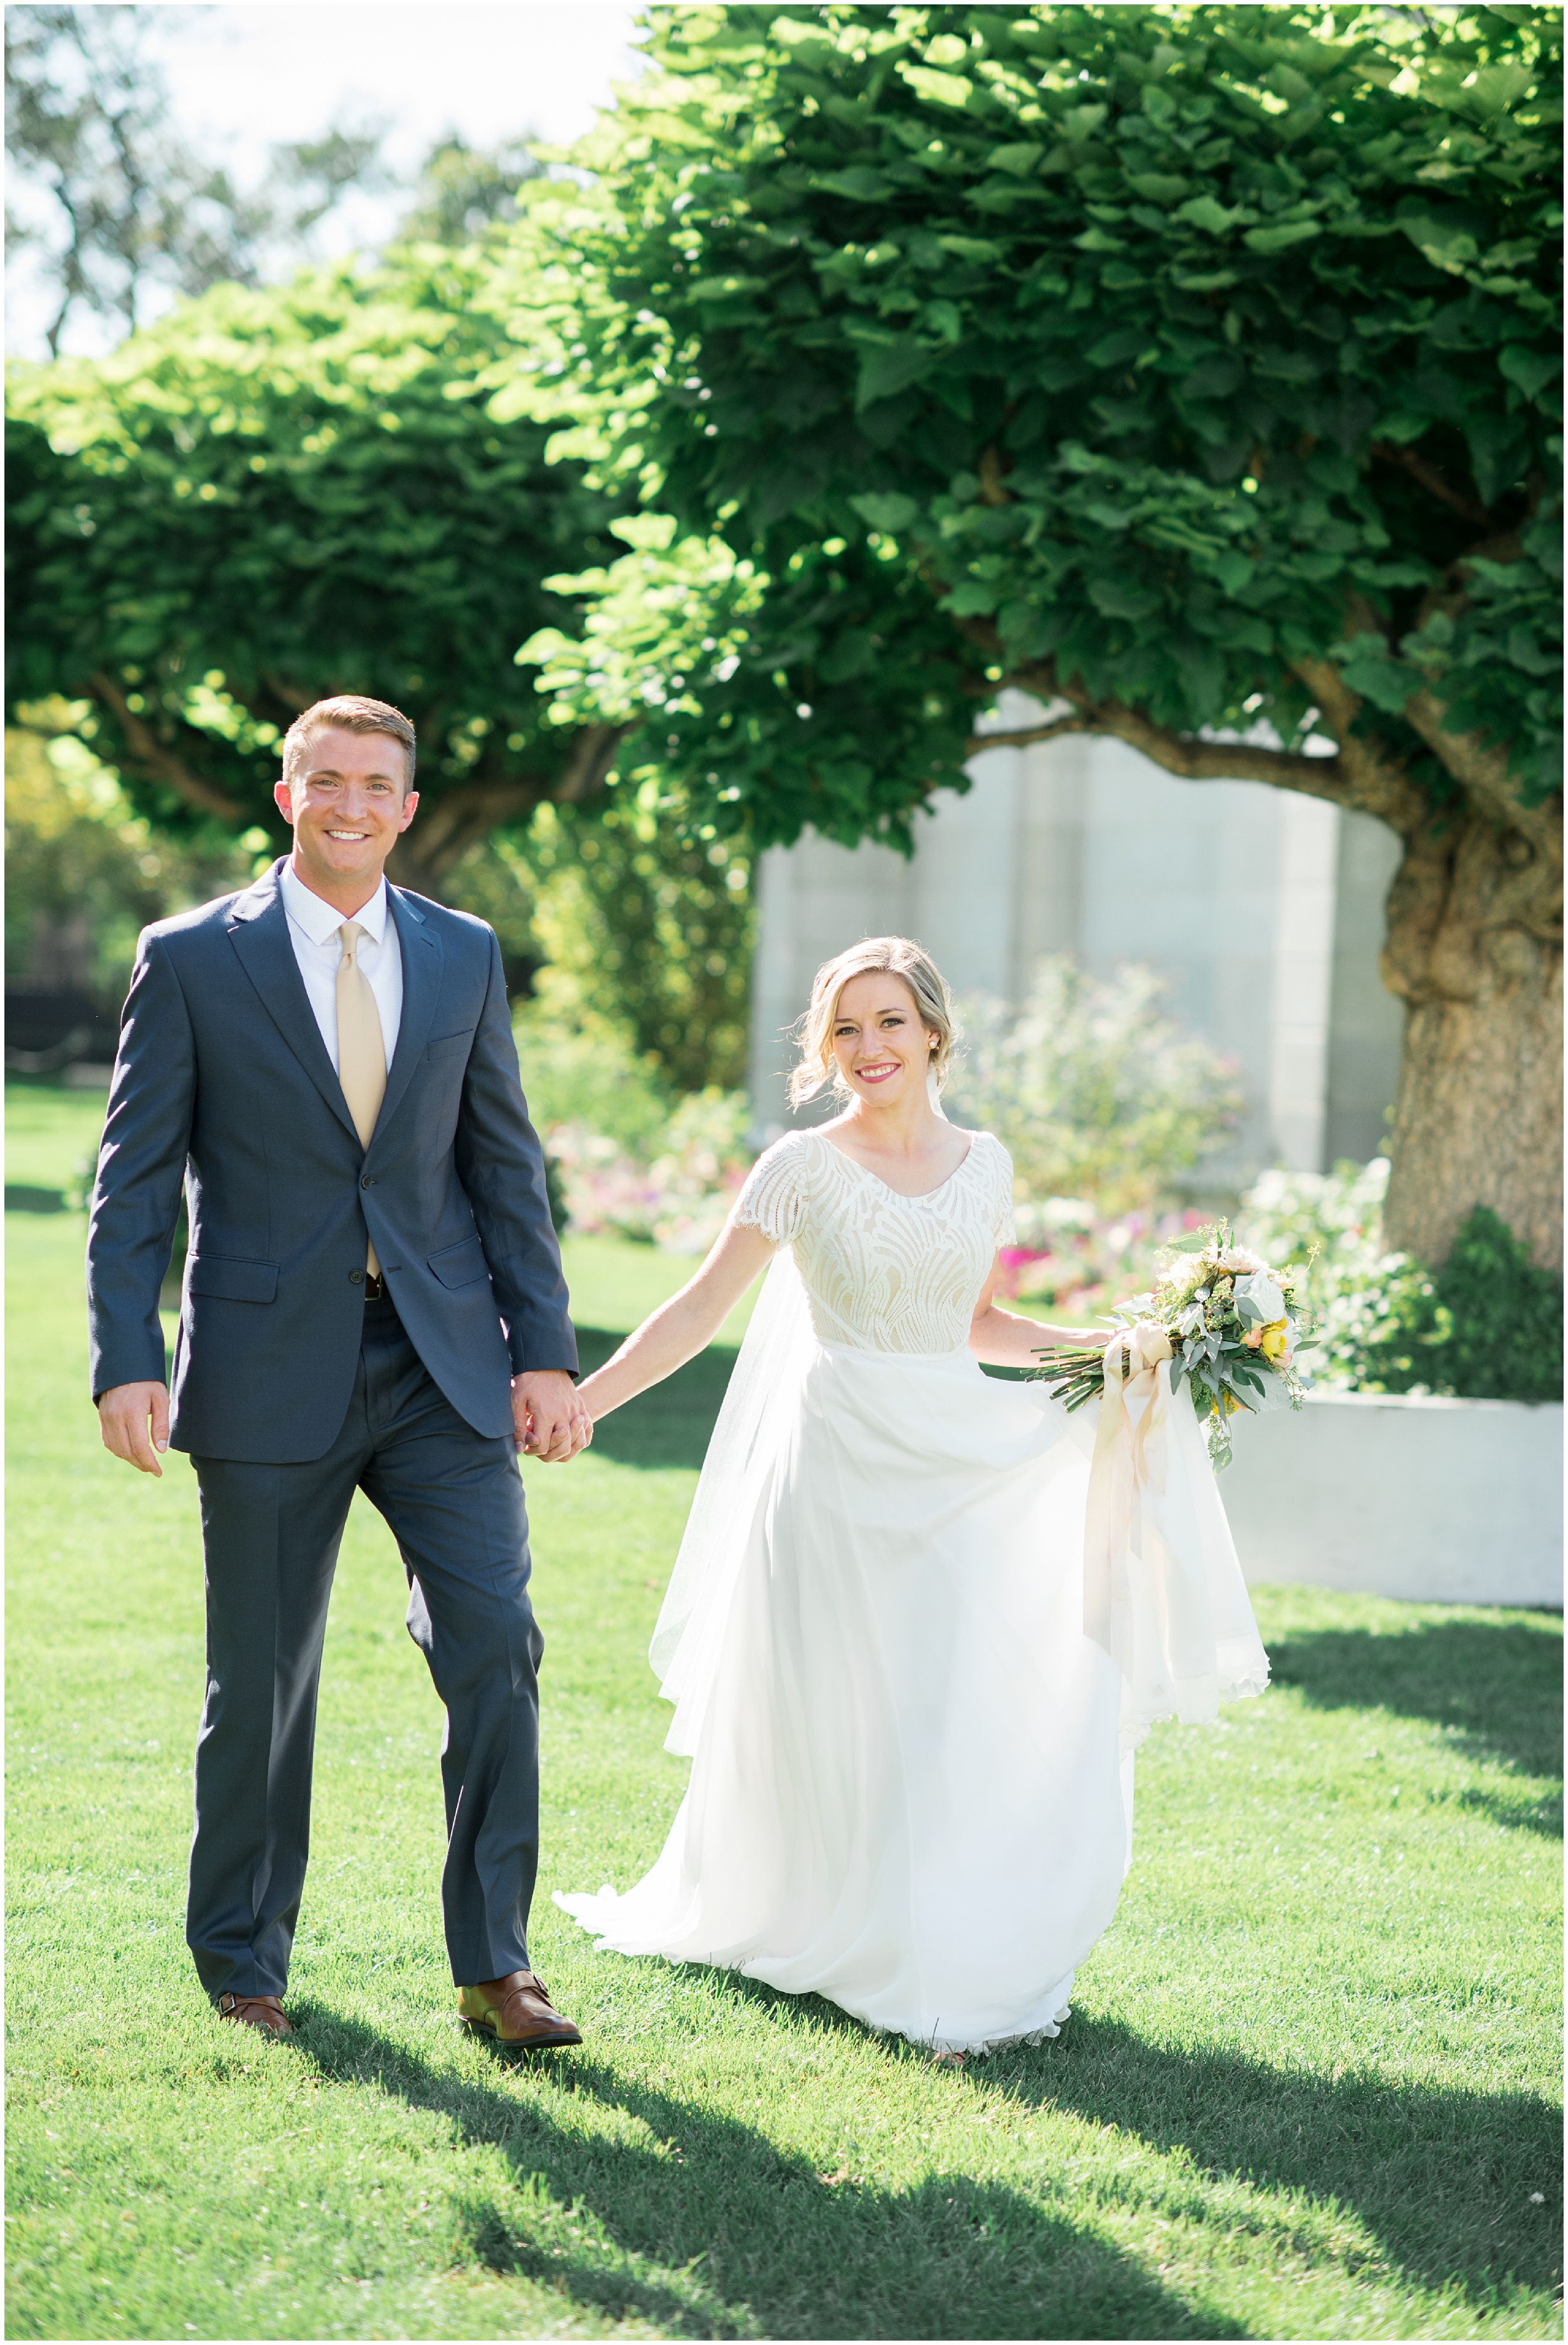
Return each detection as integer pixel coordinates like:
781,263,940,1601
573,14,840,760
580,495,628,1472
349,1269,364,1284
361,1176,374,1189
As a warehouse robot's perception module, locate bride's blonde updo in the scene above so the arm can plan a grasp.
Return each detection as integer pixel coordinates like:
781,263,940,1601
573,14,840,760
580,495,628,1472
787,936,959,1107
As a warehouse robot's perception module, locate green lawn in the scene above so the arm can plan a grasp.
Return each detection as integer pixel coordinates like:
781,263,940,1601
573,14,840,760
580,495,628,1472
4,1078,110,1198
6,1085,1562,2340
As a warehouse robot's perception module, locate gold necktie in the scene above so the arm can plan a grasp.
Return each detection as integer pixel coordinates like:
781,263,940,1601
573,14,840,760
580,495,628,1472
336,920,386,1276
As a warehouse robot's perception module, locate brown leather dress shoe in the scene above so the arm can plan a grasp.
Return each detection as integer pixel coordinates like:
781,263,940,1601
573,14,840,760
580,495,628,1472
217,1992,294,2039
457,1970,582,2048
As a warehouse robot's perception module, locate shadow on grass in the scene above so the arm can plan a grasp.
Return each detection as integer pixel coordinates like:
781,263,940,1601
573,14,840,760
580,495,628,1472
1268,1615,1563,1836
698,1974,1562,2313
294,2009,1246,2340
574,1327,738,1473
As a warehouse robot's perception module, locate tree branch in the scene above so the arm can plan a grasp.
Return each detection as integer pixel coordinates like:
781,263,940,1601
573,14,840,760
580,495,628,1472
1370,440,1491,529
999,659,1388,818
89,673,246,822
259,669,314,715
1300,597,1557,846
398,781,543,876
1402,686,1562,862
551,721,625,804
388,725,626,888
965,711,1091,756
1285,656,1433,834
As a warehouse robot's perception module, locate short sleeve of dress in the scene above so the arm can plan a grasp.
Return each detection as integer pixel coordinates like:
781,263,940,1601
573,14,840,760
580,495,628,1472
987,1135,1017,1248
732,1133,807,1246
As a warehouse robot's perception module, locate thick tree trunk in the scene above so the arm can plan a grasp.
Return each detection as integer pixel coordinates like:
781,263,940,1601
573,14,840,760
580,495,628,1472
1380,814,1563,1271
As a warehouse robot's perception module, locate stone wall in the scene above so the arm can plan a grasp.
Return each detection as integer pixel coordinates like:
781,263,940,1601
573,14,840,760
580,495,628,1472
749,718,1405,1182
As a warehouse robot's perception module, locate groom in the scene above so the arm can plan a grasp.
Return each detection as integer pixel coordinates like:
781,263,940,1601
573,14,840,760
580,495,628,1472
88,694,592,2046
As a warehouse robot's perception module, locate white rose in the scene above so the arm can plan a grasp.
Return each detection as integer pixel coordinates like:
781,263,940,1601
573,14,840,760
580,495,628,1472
1217,1245,1266,1274
1234,1268,1286,1322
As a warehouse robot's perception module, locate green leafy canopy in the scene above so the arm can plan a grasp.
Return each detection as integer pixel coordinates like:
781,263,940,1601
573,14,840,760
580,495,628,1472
507,1,1561,843
6,250,631,873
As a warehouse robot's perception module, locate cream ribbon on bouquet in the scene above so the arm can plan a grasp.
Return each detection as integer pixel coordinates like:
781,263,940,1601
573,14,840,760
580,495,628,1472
1079,1321,1269,1751
1083,1319,1172,1676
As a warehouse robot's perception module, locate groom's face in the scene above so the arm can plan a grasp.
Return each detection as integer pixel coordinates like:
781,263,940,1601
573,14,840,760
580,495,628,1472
273,726,418,892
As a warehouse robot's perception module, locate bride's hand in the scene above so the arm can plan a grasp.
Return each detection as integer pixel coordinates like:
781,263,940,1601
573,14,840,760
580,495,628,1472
566,1220,778,1423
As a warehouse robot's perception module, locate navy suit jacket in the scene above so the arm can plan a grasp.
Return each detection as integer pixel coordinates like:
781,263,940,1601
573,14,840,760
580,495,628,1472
86,859,578,1462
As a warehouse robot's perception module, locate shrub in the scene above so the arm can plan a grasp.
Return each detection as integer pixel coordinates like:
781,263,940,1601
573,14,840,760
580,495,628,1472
945,957,1244,1221
1436,1207,1564,1403
512,969,674,1163
1238,1162,1562,1402
515,800,754,1096
512,981,751,1252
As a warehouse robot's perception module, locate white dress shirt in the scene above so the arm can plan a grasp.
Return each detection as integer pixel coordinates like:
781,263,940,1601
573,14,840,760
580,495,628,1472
278,861,403,1075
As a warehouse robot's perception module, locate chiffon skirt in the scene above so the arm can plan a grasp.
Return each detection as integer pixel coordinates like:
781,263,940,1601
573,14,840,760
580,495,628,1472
556,1342,1136,2055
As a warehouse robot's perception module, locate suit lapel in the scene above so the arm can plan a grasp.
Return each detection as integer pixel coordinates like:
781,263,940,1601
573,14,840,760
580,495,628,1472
226,866,359,1142
374,886,442,1144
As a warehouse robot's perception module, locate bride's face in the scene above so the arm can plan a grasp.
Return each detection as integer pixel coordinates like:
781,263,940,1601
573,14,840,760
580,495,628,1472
831,974,937,1105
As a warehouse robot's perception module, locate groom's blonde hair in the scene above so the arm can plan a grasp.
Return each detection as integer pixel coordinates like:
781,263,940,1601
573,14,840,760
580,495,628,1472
788,937,958,1107
282,695,417,796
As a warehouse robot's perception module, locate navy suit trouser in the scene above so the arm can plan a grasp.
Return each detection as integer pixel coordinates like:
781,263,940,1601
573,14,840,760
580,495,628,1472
186,1294,541,1998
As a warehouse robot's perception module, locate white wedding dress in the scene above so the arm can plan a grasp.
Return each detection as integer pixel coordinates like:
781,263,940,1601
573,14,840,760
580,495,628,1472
556,1128,1269,2054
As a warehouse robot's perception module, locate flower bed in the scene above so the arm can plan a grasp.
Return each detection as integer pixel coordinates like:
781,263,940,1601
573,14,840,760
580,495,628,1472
547,1087,752,1254
997,1198,1210,1323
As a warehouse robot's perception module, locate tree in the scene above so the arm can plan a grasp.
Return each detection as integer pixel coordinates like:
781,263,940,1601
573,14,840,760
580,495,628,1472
6,238,759,1082
6,250,630,897
511,2,1562,1268
5,4,389,357
400,134,544,247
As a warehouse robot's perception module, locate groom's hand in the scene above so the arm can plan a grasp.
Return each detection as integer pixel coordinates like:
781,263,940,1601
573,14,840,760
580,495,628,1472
97,1381,171,1477
512,1369,593,1464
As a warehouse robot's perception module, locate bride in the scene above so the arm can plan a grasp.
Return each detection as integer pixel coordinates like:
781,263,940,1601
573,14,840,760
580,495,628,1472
556,937,1269,2055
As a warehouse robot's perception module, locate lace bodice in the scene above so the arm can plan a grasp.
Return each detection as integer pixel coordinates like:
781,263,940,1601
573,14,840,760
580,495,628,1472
734,1127,1015,1355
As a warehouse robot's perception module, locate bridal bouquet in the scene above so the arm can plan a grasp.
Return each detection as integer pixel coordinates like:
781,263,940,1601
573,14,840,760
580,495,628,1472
1033,1221,1315,1468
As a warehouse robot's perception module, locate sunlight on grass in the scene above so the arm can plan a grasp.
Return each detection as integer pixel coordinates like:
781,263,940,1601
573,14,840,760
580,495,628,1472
6,1082,1561,2339
3,1079,109,1192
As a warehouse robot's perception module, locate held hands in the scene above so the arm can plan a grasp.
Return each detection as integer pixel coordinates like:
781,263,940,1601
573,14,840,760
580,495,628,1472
511,1369,593,1464
97,1381,171,1476
100,1373,593,1470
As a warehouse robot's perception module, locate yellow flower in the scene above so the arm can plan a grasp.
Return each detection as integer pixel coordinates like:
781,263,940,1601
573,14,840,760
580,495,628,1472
1259,1319,1290,1363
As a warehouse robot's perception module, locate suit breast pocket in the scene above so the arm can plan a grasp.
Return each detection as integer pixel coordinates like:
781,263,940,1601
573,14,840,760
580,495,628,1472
187,1254,278,1304
428,1235,490,1290
426,1029,475,1063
